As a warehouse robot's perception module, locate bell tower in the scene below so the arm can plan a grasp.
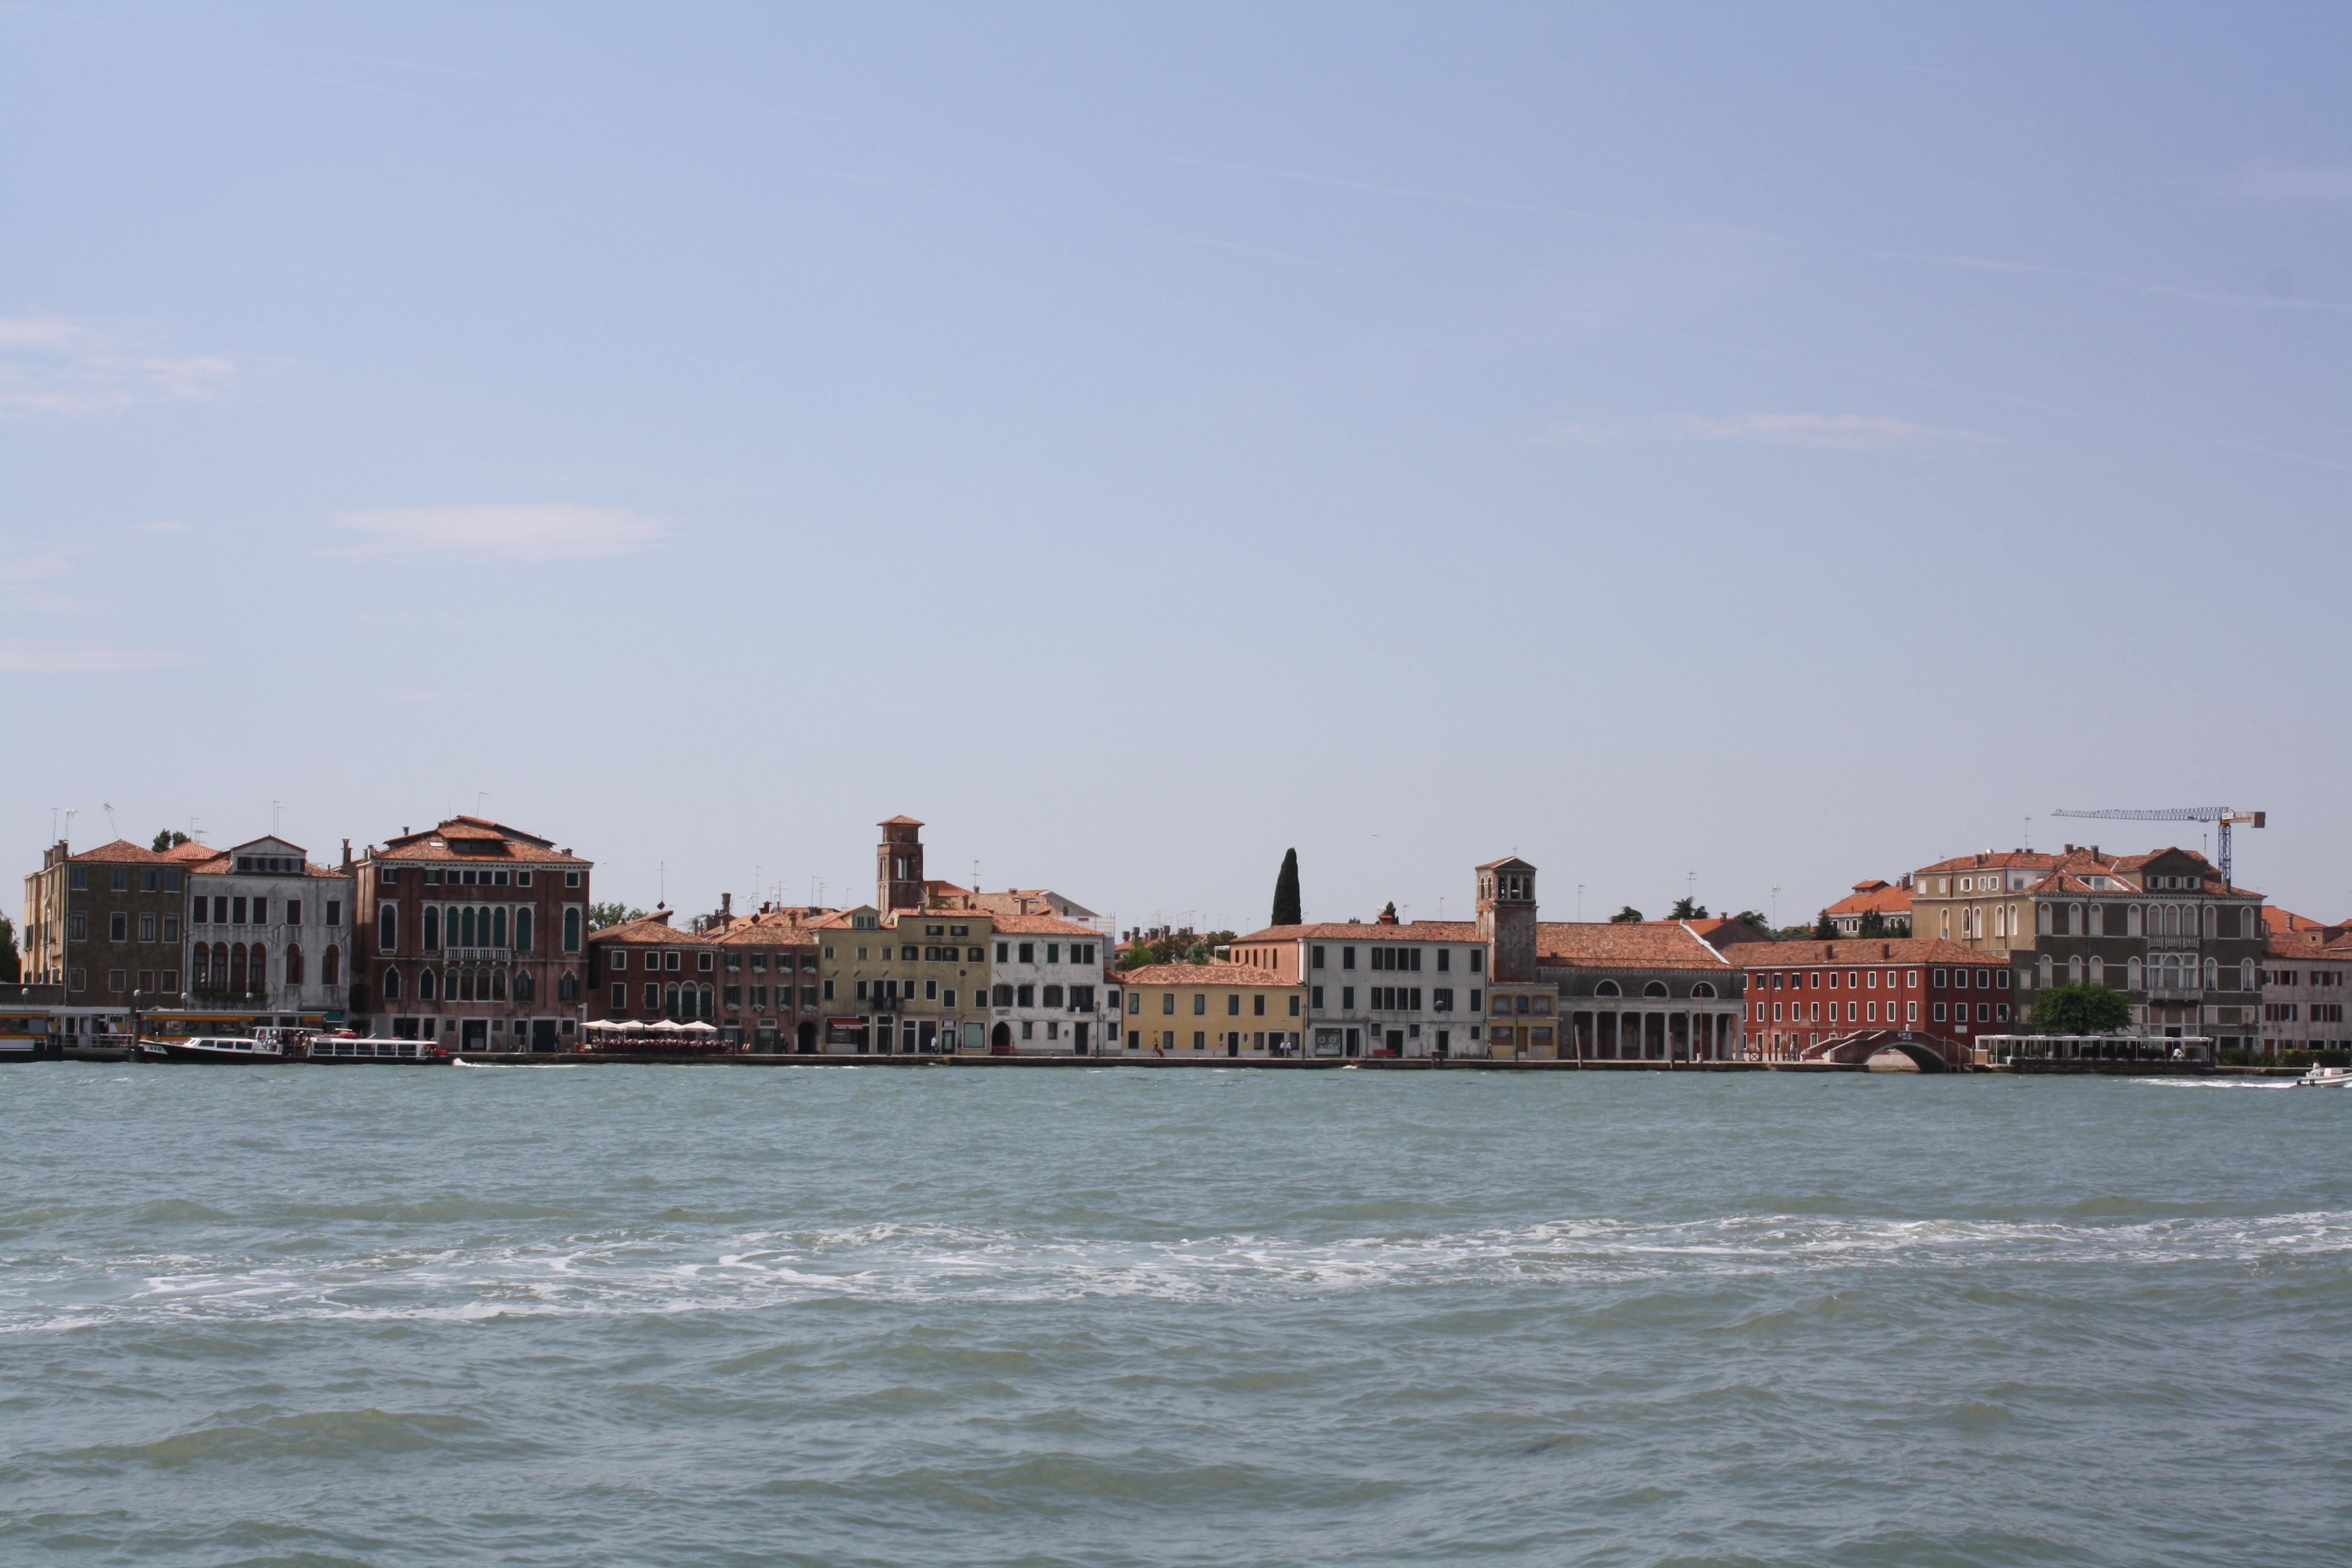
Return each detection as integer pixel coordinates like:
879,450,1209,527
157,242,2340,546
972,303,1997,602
1476,855,1539,982
877,816,925,911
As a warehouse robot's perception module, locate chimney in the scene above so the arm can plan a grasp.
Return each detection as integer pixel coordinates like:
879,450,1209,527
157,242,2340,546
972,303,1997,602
1881,943,1891,959
722,892,733,918
341,838,352,869
403,826,410,836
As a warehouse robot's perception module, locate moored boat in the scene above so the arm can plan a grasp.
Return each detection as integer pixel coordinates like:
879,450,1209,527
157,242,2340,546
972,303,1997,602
135,1033,292,1063
304,1035,453,1065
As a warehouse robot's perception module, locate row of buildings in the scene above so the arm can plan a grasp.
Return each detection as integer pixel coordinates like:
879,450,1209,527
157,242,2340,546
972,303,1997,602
12,812,2349,1061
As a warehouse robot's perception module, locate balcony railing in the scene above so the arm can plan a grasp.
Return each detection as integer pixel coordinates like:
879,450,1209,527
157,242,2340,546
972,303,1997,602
435,946,515,960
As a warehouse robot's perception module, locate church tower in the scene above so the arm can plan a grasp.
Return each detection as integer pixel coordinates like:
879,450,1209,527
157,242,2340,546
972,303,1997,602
1476,855,1539,982
877,816,925,911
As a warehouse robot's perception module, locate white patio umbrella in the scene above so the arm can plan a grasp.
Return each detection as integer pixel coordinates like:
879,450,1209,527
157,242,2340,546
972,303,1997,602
679,1020,718,1035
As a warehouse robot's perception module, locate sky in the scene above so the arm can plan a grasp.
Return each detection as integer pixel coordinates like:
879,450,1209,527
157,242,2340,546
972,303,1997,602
4,2,2349,933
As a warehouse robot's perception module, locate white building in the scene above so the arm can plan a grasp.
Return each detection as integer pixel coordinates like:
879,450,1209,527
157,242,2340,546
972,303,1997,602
184,836,355,1021
1228,911,1488,1059
2260,932,2352,1055
985,913,1112,1054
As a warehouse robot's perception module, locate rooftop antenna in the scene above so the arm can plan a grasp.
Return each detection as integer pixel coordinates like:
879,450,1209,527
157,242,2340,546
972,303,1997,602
273,799,282,835
1772,885,1781,927
659,860,666,905
1577,883,1585,921
103,801,116,839
2023,815,2032,851
63,807,77,848
476,791,488,815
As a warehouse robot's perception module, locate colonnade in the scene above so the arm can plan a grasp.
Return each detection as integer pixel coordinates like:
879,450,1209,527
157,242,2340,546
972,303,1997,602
1559,1009,1736,1061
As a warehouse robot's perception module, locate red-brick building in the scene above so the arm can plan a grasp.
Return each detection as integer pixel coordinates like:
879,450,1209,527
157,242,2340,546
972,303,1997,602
1742,938,2010,1065
349,816,592,1050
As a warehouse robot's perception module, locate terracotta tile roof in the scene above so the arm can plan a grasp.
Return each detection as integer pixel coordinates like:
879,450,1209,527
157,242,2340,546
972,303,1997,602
1117,962,1291,987
878,815,924,827
586,912,710,946
1686,916,1776,944
986,913,1098,937
1743,937,2001,968
375,816,589,865
1534,922,1737,970
2266,935,2352,961
66,838,178,864
1475,856,1536,872
1916,850,2062,875
2267,908,2331,933
1825,881,1913,917
162,839,222,864
1234,921,1482,943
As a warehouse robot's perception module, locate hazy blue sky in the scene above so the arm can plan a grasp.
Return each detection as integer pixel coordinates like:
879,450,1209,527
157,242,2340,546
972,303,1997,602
6,3,2348,932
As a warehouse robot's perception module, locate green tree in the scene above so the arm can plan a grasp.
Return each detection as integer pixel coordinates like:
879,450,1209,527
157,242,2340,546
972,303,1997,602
1856,908,1888,938
1728,910,1771,933
2029,984,2132,1035
1610,905,1644,924
587,901,647,932
1669,897,1709,920
151,829,189,851
1271,848,1302,926
1812,910,1838,939
0,914,19,983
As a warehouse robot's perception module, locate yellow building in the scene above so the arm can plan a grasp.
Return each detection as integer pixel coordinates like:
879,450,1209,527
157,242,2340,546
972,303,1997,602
1116,962,1305,1057
812,905,994,1053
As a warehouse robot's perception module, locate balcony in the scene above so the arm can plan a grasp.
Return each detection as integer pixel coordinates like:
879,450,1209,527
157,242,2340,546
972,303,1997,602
436,946,514,961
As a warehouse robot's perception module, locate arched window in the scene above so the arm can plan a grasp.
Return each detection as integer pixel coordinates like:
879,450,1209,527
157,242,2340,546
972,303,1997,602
2070,903,2084,935
2128,957,2143,991
230,944,248,992
2203,906,2217,940
192,947,211,989
2204,958,2218,989
492,907,507,948
2240,959,2255,991
382,967,402,1001
557,970,578,1003
2089,956,2105,987
1692,982,1717,999
323,944,341,985
251,944,266,992
2037,903,2052,935
2067,956,2084,985
459,906,475,948
419,968,438,1001
515,908,533,952
515,968,535,1003
423,907,440,951
2038,954,2054,987
379,903,398,951
491,968,508,1001
1595,979,1621,997
286,944,304,986
2127,905,2143,935
563,908,582,953
699,985,715,1018
1642,981,1669,999
665,982,680,1019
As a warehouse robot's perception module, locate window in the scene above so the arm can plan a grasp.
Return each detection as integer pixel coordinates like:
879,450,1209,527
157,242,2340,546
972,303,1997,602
1343,947,1357,970
1192,993,1207,1016
110,911,128,941
322,944,341,984
1594,979,1620,997
382,967,402,1000
108,967,126,992
1342,986,1355,1009
138,913,156,942
1469,951,1483,974
516,908,533,951
1253,993,1267,1017
111,868,129,892
1226,993,1240,1016
162,915,179,941
698,952,714,973
1019,943,1035,964
69,867,87,890
379,904,399,950
1311,986,1324,1009
1289,995,1300,1016
1312,945,1325,969
563,908,582,953
1437,949,1451,972
1468,989,1481,1011
326,899,341,927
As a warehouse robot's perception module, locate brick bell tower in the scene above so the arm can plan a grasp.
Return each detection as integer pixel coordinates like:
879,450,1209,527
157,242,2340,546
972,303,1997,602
877,816,925,911
1476,855,1539,982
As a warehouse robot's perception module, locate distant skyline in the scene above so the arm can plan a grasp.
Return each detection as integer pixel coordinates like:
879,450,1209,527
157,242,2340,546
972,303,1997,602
4,3,2348,928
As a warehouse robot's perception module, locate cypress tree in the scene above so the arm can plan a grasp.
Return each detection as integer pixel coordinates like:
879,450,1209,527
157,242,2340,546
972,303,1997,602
1272,848,1302,926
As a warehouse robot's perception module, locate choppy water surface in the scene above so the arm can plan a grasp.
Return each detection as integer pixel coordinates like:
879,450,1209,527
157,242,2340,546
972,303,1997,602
3,1066,2348,1567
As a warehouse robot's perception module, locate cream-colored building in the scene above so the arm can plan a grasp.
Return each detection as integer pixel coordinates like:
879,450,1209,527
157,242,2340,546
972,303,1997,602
1117,962,1305,1057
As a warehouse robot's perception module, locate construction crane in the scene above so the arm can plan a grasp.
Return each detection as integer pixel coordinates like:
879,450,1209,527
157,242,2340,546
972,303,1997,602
2049,806,2266,888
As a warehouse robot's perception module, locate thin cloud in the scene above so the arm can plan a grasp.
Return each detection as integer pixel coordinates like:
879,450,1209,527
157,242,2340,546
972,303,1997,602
0,639,186,674
2226,159,2352,207
1546,413,1994,451
0,314,243,418
333,503,673,561
126,519,192,535
0,540,76,581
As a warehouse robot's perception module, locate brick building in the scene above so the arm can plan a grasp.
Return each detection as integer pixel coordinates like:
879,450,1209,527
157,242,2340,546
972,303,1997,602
349,816,592,1050
20,839,200,1038
1742,938,2007,1065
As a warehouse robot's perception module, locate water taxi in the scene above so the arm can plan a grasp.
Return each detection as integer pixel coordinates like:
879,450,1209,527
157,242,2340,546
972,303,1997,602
2292,1061,2351,1088
135,1033,293,1063
305,1035,452,1065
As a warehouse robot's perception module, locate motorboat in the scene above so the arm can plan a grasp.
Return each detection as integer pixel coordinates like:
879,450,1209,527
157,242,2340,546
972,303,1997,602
2291,1061,2352,1088
135,1033,291,1063
304,1034,452,1065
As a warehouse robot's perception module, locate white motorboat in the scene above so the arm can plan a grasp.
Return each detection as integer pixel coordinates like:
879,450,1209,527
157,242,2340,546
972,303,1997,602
306,1035,451,1065
135,1033,291,1064
2291,1062,2351,1088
